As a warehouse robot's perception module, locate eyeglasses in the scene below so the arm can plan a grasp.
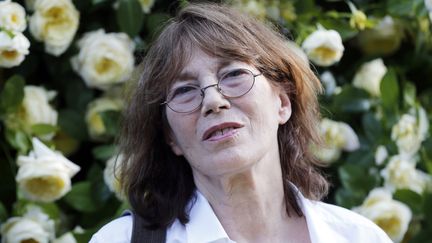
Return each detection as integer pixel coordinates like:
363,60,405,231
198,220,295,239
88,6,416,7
162,68,262,113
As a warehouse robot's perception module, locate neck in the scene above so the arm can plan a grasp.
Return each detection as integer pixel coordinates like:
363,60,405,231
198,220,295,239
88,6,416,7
193,155,305,243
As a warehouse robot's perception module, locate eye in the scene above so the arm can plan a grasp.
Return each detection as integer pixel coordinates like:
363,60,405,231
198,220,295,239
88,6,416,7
223,69,249,79
169,85,198,99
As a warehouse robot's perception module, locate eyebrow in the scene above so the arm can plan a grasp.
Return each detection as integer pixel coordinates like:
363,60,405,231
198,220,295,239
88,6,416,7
176,59,233,81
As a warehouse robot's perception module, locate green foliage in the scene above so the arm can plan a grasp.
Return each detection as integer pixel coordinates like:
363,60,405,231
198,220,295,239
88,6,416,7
63,182,100,213
1,0,432,241
0,75,25,115
116,0,144,37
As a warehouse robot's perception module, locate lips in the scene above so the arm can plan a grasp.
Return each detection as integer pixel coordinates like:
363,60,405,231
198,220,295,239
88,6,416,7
202,122,243,141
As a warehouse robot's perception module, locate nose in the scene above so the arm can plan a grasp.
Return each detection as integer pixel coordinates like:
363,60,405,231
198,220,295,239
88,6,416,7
200,83,231,116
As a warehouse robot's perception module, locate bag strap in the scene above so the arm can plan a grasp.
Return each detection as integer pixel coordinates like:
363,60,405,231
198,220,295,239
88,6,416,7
129,211,166,243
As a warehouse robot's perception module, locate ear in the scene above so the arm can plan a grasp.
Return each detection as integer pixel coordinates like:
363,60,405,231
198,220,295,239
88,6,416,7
166,131,184,156
277,91,292,125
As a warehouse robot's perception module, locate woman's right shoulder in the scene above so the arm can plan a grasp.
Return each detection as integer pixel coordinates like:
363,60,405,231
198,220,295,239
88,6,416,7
89,215,133,243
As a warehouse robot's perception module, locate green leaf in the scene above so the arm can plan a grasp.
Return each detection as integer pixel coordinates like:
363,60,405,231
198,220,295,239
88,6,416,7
31,124,58,136
423,193,432,224
293,0,316,14
334,188,365,209
63,182,99,213
333,86,371,113
74,231,96,243
116,0,144,37
345,149,375,167
145,13,171,38
362,113,382,143
58,109,88,141
92,144,117,161
421,138,432,174
99,110,121,137
0,201,8,222
393,189,423,214
403,81,417,107
319,18,358,41
380,68,399,110
5,128,31,154
338,163,380,194
64,81,94,112
387,0,417,16
0,75,25,114
87,164,112,204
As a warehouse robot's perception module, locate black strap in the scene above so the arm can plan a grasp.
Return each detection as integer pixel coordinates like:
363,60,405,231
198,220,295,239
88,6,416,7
131,212,166,243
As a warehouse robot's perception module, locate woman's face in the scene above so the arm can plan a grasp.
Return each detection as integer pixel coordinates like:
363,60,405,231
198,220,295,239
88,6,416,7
165,48,291,178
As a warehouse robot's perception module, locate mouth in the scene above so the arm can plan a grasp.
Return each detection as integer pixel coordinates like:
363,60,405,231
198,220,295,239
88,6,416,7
202,122,244,141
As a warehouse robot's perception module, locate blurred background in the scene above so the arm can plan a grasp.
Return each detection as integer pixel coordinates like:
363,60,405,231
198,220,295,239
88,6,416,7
0,0,431,242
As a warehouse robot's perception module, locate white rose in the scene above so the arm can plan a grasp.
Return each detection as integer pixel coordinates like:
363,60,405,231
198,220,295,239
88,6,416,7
301,28,344,67
425,0,432,11
320,71,341,96
313,118,360,163
353,188,411,243
391,108,429,155
357,16,403,55
53,232,77,243
352,58,387,97
85,97,124,140
21,85,58,127
16,138,80,202
374,145,388,166
0,0,27,32
71,29,135,90
0,205,55,243
381,155,429,194
138,0,155,13
104,154,125,200
29,0,79,56
0,31,30,68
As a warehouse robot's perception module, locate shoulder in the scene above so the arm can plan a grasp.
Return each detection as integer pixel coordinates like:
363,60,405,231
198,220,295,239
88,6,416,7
303,199,392,242
89,215,132,243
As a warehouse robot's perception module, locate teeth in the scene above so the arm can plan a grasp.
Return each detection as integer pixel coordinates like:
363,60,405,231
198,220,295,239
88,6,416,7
211,127,233,138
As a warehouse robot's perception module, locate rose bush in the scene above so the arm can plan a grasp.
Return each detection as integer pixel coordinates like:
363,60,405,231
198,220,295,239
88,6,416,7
1,0,431,242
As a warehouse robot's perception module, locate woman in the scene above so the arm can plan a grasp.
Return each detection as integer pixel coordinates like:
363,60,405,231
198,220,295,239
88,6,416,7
90,3,391,243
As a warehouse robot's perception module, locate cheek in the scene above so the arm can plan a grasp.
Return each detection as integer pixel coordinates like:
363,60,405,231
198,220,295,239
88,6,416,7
166,111,196,146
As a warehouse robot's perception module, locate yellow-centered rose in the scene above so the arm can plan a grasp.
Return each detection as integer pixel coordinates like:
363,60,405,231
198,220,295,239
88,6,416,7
16,138,80,202
312,118,359,163
0,30,30,68
302,28,345,67
29,0,79,56
104,154,125,200
71,29,135,90
85,97,124,140
0,0,27,32
381,155,431,194
0,205,55,243
353,188,411,242
391,108,429,155
352,58,387,97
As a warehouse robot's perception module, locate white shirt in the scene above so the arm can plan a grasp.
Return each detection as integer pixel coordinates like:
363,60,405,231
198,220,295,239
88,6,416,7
90,189,392,243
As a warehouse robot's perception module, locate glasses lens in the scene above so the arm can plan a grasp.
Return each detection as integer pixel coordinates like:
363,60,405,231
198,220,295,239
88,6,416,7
218,69,255,98
167,85,202,113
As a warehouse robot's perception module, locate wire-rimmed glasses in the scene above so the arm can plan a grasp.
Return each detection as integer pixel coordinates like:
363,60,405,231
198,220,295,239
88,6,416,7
162,68,262,113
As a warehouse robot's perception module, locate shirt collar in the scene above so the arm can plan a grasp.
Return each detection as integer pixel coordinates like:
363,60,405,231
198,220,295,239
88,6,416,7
186,191,233,243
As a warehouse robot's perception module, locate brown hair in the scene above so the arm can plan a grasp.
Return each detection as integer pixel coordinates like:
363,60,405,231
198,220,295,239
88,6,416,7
119,2,328,229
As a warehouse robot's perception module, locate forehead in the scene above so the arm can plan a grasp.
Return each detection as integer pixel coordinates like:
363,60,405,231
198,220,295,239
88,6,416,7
178,49,233,76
